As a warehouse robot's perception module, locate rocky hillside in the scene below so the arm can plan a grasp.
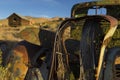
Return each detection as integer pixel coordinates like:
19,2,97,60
0,16,65,27
0,16,65,50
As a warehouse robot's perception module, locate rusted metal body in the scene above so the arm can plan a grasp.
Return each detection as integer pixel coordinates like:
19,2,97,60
70,1,120,80
6,26,56,79
48,15,118,80
48,0,120,80
96,15,118,80
71,0,120,18
6,0,120,80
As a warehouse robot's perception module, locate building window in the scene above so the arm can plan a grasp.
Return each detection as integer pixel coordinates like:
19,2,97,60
13,18,17,22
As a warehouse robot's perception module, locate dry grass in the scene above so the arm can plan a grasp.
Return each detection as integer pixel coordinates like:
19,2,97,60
0,49,16,80
0,17,63,80
1,16,120,79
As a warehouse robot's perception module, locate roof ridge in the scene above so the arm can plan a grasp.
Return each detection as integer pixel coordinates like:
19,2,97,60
9,13,29,21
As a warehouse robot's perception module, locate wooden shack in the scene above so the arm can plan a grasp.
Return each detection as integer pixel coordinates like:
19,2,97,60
8,13,30,27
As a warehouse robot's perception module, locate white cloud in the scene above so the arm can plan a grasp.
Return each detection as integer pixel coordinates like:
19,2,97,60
41,0,58,4
39,15,50,18
27,13,50,18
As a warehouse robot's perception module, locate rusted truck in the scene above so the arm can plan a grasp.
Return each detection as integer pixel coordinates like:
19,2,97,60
7,0,120,80
48,1,120,80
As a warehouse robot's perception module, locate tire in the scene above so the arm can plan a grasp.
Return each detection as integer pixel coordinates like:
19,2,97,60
80,18,103,80
104,47,120,80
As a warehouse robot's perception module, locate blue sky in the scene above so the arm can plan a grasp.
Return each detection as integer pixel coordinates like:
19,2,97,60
0,0,96,19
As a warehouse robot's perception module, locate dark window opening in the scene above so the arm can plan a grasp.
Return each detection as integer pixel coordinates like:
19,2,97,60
13,18,17,22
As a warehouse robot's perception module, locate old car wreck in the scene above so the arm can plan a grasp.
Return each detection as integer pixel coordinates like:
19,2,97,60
5,0,120,80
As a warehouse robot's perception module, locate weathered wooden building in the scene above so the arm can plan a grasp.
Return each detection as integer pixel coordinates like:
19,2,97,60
8,13,30,27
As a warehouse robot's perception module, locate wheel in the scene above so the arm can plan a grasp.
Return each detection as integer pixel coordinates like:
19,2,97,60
80,18,103,80
104,47,120,80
